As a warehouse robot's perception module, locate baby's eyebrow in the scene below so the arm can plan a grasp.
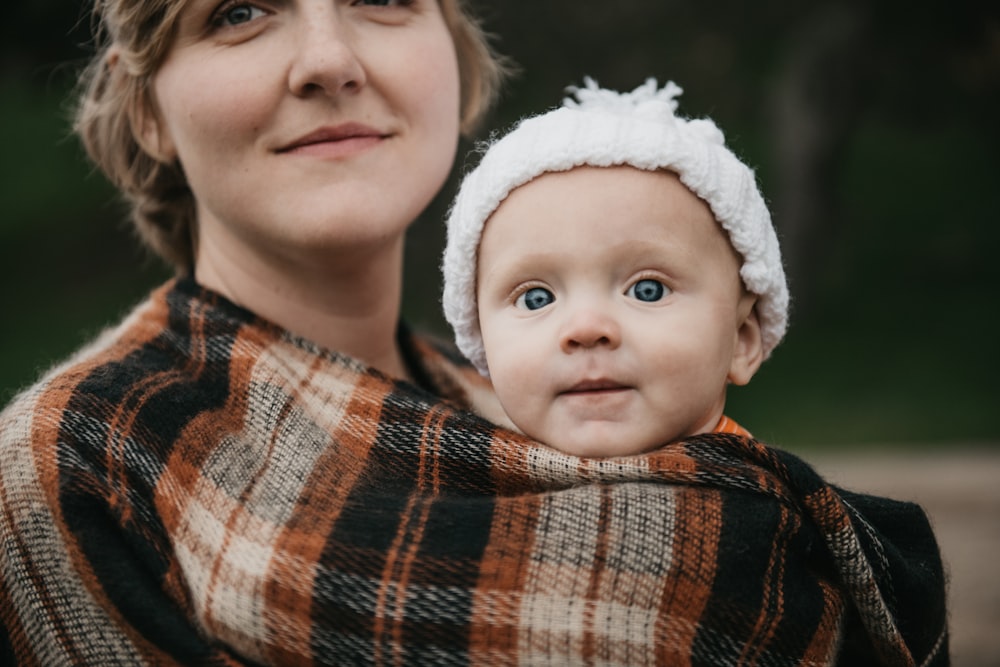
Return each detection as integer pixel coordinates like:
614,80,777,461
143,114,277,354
481,248,566,277
477,251,564,294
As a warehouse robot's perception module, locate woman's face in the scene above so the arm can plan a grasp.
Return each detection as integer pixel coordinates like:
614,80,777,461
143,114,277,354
149,0,461,266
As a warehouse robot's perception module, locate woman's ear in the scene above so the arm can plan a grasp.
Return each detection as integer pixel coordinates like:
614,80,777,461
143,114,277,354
112,49,176,164
133,95,177,163
728,296,764,386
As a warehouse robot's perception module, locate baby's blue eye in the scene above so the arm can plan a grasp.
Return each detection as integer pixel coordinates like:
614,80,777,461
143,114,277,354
516,287,555,311
627,279,668,302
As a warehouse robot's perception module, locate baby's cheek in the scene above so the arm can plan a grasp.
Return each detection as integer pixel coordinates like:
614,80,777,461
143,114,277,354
490,362,544,434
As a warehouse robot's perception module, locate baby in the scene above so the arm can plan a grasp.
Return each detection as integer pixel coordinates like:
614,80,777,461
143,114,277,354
443,78,788,457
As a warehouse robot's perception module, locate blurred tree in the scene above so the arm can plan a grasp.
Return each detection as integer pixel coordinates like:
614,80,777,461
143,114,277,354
769,4,872,310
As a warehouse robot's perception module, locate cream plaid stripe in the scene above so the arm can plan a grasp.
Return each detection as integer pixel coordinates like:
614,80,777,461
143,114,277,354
0,278,949,666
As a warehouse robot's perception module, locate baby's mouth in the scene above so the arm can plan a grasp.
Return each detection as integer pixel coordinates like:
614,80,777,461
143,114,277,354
561,379,631,395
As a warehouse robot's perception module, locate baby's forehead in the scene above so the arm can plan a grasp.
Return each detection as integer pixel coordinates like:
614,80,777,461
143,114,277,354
493,165,732,239
481,165,743,268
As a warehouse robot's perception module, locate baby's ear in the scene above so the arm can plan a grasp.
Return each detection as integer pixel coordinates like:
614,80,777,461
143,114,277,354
728,297,764,386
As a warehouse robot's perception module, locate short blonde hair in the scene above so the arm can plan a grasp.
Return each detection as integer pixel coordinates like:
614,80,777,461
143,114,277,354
74,0,510,272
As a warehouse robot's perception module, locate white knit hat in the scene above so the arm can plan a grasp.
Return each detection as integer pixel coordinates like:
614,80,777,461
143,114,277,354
442,78,789,376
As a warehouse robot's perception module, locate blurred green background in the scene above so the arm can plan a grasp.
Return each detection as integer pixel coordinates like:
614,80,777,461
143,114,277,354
2,0,998,450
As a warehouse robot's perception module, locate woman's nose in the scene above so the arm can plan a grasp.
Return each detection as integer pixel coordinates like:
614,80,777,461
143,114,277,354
287,8,367,97
559,306,622,353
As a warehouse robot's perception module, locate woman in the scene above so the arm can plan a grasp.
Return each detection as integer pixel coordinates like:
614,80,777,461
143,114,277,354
78,0,501,377
0,1,948,665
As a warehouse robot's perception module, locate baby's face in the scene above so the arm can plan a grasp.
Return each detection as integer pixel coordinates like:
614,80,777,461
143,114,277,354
476,166,762,457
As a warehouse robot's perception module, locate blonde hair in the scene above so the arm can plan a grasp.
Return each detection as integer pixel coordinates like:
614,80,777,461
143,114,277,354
74,0,510,272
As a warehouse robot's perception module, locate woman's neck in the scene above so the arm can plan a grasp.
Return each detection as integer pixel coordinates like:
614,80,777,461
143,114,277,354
194,231,410,380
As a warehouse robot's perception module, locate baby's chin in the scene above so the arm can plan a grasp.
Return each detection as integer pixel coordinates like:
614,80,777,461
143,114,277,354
520,410,732,458
531,427,676,459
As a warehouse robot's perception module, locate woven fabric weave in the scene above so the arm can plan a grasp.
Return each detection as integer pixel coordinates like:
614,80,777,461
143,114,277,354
0,279,947,666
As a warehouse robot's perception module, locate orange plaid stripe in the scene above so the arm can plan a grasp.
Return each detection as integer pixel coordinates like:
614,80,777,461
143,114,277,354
0,278,949,666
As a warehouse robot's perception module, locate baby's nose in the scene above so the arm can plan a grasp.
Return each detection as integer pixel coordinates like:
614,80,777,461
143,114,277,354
559,306,621,352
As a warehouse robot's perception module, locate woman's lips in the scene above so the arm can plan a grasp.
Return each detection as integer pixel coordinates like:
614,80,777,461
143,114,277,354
277,123,389,158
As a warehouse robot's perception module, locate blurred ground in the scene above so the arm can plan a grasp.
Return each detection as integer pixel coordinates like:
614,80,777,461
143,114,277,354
809,448,1000,666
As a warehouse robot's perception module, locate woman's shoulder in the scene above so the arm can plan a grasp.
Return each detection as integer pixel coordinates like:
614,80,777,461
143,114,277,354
0,279,248,463
0,287,173,545
5,281,178,404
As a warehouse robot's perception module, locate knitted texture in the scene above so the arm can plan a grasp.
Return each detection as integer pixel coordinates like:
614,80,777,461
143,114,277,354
443,78,789,376
1,279,947,666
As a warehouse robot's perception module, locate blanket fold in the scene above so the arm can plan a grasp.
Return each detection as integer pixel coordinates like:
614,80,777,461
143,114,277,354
0,278,948,666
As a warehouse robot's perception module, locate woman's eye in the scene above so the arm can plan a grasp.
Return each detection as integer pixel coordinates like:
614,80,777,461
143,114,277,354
214,3,266,27
627,279,668,302
515,287,555,311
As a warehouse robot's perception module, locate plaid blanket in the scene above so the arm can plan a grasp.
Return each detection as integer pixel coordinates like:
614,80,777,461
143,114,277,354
0,278,948,666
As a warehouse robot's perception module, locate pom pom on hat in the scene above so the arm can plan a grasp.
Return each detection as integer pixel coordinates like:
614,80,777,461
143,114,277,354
442,78,789,376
